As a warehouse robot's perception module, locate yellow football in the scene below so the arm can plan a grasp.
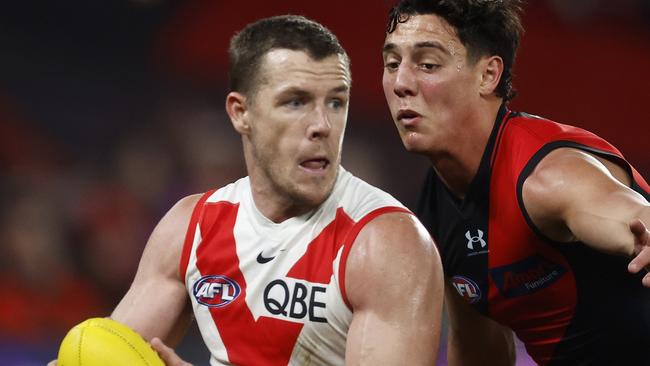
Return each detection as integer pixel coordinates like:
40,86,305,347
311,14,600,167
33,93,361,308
57,317,164,366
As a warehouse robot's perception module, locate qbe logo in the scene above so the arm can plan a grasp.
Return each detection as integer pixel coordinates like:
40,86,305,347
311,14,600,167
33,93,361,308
451,276,481,304
263,279,328,323
193,275,241,308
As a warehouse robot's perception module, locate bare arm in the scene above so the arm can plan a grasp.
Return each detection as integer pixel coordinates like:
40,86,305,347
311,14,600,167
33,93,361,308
111,194,201,346
523,148,650,286
344,212,444,365
445,282,515,366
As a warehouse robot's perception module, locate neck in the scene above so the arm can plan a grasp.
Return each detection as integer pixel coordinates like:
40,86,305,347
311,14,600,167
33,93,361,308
430,99,503,199
250,185,314,223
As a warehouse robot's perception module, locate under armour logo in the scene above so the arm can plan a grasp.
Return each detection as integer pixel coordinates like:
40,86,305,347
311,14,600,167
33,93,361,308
465,230,486,250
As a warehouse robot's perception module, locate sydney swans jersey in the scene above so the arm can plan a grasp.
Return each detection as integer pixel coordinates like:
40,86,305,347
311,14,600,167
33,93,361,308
180,169,408,366
417,106,650,365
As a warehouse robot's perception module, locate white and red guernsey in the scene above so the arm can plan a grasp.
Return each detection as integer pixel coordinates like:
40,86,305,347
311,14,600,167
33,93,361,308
179,168,409,366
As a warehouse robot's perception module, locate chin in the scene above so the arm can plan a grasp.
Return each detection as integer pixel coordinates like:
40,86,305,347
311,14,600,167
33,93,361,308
290,190,329,210
400,134,429,155
291,178,336,209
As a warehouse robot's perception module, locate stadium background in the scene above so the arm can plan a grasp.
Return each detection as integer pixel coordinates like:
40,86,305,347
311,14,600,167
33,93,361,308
1,0,648,364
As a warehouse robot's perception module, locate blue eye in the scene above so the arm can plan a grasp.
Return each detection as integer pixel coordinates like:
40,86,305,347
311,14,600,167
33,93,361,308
328,99,344,110
286,99,304,108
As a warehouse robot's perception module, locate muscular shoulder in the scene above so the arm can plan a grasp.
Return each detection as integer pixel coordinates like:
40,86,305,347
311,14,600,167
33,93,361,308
345,212,441,309
524,148,629,203
522,148,631,240
138,194,202,280
158,195,202,239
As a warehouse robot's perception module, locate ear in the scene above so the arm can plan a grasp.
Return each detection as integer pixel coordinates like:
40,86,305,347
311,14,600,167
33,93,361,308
479,55,504,97
225,91,251,135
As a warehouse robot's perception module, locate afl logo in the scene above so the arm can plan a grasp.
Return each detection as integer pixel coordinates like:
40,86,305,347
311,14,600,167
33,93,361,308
451,276,481,304
193,275,241,308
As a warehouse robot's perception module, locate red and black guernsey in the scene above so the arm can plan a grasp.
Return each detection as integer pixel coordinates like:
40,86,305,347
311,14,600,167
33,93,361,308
417,105,650,366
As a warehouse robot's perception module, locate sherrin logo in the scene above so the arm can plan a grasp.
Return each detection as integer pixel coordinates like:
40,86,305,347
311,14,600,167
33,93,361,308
193,275,241,308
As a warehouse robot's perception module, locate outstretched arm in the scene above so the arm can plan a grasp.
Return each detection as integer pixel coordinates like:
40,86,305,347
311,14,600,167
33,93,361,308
344,212,444,365
523,148,650,286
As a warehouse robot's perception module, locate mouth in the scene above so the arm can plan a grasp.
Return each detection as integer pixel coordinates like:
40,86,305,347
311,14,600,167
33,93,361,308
396,109,422,124
299,157,330,172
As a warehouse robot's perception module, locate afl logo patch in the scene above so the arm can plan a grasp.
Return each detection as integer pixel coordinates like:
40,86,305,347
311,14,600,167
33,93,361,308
193,275,241,308
451,276,481,304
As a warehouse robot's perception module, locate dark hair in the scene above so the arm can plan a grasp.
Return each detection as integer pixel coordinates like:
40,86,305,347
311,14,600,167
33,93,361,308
229,15,349,97
387,0,524,101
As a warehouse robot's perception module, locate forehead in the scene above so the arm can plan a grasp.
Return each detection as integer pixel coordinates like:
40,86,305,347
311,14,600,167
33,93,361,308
258,49,351,93
384,14,462,52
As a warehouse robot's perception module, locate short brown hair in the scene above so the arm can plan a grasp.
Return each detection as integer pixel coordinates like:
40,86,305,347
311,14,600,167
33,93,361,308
229,15,350,97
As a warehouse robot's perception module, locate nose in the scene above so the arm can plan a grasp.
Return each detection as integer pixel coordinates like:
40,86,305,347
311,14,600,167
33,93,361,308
393,63,417,98
308,105,331,140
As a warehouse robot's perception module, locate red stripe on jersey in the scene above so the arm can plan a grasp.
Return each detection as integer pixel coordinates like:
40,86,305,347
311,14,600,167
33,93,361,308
179,190,215,280
632,167,650,192
195,201,303,366
192,201,411,364
484,115,644,363
286,207,354,283
337,206,413,310
487,117,581,363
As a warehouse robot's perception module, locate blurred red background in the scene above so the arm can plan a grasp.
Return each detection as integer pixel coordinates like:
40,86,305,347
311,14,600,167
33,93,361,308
0,1,648,365
155,0,650,162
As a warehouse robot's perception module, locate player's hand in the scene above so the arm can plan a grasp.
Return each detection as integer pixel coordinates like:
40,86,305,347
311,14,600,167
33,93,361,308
46,339,188,366
628,218,650,287
151,337,192,366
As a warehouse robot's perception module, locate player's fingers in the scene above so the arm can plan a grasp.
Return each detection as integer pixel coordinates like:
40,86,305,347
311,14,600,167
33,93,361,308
628,219,650,276
643,272,650,288
629,219,650,244
151,337,192,366
47,361,57,366
629,245,650,273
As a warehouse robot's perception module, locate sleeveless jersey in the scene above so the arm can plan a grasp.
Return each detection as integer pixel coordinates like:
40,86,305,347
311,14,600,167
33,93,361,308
417,105,650,366
180,168,408,366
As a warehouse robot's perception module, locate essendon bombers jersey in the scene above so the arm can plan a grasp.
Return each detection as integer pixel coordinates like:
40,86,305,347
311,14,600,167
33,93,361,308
417,105,650,366
180,168,408,366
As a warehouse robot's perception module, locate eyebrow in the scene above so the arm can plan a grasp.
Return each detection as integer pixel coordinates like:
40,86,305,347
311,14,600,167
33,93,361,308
277,85,349,98
330,85,350,94
382,41,450,55
277,88,311,99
